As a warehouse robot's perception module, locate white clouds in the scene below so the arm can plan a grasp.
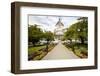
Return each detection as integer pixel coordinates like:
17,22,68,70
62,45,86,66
29,15,80,32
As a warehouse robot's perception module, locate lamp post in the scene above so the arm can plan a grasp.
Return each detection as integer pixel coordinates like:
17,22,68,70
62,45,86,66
77,28,80,43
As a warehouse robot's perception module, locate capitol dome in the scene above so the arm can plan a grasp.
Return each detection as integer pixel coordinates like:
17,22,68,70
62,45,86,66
54,18,66,40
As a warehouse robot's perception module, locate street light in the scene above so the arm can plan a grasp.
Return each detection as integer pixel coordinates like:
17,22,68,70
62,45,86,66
77,28,81,43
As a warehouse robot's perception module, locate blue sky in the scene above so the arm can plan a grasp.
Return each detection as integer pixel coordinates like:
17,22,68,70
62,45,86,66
29,15,80,32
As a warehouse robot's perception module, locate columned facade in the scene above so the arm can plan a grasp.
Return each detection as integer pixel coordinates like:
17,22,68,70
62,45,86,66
54,18,66,41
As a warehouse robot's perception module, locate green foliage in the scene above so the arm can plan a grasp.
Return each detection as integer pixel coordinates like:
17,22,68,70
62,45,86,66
74,44,88,58
28,45,46,60
28,24,44,46
64,17,88,44
43,31,54,43
64,43,88,58
28,24,54,46
63,17,88,58
28,45,46,55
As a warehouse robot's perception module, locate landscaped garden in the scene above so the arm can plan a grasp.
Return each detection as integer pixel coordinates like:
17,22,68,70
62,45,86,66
28,44,56,60
28,24,56,60
63,17,88,58
28,16,88,60
63,42,88,58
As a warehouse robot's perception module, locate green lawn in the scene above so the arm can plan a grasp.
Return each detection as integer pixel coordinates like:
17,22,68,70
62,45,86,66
28,45,46,55
28,44,56,60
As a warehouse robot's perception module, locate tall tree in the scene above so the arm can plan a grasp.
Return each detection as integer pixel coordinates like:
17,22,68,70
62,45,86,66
43,31,54,51
28,24,44,46
64,17,88,44
44,31,54,44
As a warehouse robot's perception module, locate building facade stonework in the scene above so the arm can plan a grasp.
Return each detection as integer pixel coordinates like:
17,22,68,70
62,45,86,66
54,18,66,41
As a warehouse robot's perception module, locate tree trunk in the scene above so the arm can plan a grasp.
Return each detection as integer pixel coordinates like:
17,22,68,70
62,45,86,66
32,42,35,47
46,41,49,52
69,39,72,44
80,36,84,44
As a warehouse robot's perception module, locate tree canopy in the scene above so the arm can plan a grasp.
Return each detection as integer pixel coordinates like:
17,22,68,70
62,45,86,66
28,24,54,46
43,31,54,44
64,17,88,44
28,24,44,46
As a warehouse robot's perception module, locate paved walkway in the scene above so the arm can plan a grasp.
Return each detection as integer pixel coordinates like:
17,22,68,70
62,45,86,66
42,42,79,60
